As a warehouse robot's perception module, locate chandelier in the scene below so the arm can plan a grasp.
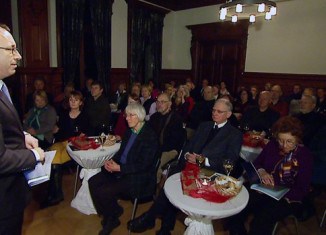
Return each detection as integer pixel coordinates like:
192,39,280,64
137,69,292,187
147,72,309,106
219,0,277,23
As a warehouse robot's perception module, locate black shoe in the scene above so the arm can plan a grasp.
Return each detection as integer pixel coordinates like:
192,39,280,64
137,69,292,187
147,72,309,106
101,206,124,226
127,212,155,233
156,228,171,235
99,218,120,235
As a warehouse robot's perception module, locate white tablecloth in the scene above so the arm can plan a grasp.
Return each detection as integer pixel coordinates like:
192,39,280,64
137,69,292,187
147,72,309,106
164,173,249,235
66,143,121,215
240,145,262,162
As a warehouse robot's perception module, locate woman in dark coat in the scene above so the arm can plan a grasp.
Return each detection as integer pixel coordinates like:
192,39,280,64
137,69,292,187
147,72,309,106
89,103,160,235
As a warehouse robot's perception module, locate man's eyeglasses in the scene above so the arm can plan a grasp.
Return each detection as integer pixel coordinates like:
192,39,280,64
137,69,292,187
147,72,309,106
156,100,169,105
212,109,228,114
0,47,19,55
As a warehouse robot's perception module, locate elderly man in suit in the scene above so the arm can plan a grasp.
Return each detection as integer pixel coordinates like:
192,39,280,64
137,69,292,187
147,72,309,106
128,98,243,235
0,24,45,235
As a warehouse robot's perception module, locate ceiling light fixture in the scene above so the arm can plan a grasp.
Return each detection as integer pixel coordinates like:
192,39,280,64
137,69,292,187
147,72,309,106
219,0,277,23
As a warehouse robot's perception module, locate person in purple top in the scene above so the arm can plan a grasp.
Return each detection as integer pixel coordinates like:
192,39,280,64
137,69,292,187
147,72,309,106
229,116,313,235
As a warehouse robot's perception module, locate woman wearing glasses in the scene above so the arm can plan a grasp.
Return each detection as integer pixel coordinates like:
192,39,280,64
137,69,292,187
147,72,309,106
229,116,313,235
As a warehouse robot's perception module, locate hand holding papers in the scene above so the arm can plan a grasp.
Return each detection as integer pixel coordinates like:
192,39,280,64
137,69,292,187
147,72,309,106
24,151,56,187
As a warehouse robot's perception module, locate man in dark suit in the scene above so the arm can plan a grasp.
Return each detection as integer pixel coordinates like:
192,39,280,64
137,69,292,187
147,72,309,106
128,98,243,235
0,24,45,235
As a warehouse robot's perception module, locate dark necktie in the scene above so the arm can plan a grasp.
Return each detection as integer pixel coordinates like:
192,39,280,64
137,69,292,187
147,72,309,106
1,83,13,104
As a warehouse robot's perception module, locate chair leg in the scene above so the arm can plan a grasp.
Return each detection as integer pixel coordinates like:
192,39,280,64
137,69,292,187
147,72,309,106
320,209,326,228
128,198,138,235
73,165,80,198
272,221,279,235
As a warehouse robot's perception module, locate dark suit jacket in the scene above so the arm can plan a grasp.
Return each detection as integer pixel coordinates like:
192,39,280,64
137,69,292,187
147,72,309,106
112,123,160,198
182,121,243,174
148,111,185,152
0,90,37,219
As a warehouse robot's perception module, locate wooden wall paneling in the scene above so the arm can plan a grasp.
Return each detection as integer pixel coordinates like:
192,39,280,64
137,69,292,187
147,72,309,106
14,67,63,116
160,69,191,88
241,72,326,96
0,0,12,29
187,21,249,94
19,0,49,67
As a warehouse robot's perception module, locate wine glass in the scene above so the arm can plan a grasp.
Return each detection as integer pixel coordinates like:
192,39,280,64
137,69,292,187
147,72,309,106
74,126,81,136
196,154,205,168
98,132,107,151
223,159,234,178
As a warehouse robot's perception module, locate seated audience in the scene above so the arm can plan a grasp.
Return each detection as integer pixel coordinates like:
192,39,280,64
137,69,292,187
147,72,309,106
185,79,202,102
149,93,185,182
264,82,272,91
43,91,88,208
25,77,54,114
130,82,141,97
212,84,220,100
219,81,230,96
114,93,140,139
186,86,216,132
233,89,255,120
110,82,128,111
228,116,313,235
316,88,326,116
270,84,289,117
24,90,57,149
200,79,209,97
84,81,111,136
241,91,280,136
140,84,156,121
148,79,161,100
287,84,303,116
294,94,325,147
53,82,75,113
81,77,94,99
172,85,191,122
89,103,159,235
250,85,259,104
128,98,243,235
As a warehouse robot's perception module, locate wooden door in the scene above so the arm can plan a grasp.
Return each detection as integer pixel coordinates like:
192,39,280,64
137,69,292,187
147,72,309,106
187,21,249,95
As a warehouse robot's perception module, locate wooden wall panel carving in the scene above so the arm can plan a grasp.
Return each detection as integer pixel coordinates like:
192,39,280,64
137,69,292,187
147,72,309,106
19,0,49,67
241,72,326,96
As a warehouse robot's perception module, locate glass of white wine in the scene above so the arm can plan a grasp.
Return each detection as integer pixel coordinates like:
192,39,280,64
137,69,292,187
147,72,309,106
196,154,205,168
98,133,107,151
223,159,234,178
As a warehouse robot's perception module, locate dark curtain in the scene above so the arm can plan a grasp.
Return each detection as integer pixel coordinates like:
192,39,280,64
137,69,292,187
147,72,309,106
60,0,85,85
89,0,114,95
130,7,165,86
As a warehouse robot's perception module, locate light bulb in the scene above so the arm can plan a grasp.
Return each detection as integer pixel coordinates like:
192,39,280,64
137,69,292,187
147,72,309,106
270,6,277,16
232,15,238,23
265,12,272,20
236,4,243,13
258,3,265,13
220,8,227,16
249,15,256,23
220,13,226,20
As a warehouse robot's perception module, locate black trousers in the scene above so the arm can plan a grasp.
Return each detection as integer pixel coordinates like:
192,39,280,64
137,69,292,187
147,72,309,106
228,189,302,235
0,212,24,235
89,171,130,218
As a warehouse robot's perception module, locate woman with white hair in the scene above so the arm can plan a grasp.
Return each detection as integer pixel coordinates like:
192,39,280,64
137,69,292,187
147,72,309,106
89,103,160,235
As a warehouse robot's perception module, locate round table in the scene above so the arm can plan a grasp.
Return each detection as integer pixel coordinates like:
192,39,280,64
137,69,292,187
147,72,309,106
66,143,120,215
164,173,249,235
240,145,262,162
